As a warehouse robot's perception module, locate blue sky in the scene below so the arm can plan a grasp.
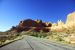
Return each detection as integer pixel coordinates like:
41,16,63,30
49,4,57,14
0,0,75,31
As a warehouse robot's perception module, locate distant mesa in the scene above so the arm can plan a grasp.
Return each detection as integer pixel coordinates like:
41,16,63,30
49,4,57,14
10,19,52,32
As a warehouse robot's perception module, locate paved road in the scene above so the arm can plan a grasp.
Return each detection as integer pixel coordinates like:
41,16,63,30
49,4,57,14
0,36,75,50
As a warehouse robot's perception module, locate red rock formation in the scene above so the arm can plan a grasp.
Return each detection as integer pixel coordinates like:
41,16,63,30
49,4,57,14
10,19,52,32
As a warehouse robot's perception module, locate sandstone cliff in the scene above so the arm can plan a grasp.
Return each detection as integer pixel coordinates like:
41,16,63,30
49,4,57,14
10,19,52,32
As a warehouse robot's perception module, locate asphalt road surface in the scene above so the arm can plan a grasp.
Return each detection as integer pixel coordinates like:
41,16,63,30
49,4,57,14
0,36,75,50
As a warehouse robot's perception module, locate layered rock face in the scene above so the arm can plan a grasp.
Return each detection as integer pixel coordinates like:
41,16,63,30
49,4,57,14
66,12,75,24
66,12,75,30
10,19,52,32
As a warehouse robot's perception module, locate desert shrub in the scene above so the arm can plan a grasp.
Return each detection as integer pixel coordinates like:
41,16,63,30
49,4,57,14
30,30,50,38
0,35,8,45
56,37,63,41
